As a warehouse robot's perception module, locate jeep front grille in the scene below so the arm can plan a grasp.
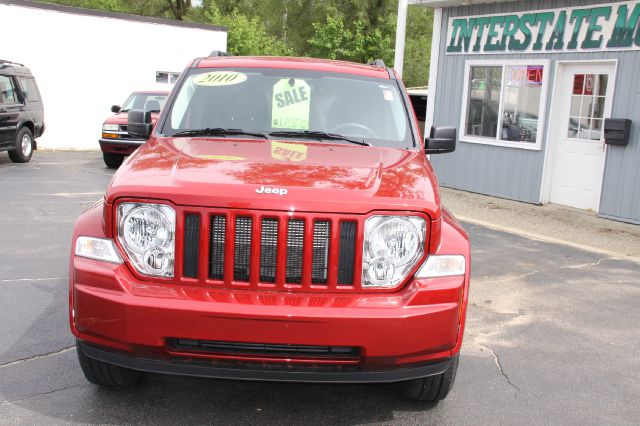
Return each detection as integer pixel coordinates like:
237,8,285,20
179,210,362,291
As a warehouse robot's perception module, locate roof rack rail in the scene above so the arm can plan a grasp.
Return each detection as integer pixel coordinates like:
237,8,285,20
0,59,25,67
367,59,386,67
208,50,233,57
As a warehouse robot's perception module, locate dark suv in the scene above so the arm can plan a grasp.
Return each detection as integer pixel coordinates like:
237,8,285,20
0,60,45,163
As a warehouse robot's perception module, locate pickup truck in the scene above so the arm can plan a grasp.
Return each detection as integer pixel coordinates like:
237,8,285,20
99,91,167,168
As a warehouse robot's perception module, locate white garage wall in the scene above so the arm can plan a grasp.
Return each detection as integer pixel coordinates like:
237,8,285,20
0,2,226,150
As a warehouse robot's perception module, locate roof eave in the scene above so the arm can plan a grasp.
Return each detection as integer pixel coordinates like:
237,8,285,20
410,0,518,8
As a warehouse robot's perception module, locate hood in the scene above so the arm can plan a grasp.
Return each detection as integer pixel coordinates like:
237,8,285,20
103,112,160,126
106,137,441,217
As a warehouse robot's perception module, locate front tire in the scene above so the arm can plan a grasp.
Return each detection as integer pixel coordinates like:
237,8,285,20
77,345,143,388
398,355,459,402
8,127,34,163
103,152,124,168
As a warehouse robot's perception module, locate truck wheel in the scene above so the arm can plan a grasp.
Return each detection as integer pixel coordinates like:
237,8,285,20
76,345,142,388
8,127,34,163
103,152,124,168
398,355,459,402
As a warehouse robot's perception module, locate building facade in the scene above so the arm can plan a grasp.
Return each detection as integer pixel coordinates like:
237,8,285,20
0,0,226,150
417,0,640,224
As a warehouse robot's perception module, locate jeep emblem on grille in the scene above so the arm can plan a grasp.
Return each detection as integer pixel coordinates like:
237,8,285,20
256,185,288,196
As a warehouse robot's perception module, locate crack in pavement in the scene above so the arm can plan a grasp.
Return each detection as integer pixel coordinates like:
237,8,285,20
0,346,75,369
1,384,89,406
479,344,521,398
561,257,609,270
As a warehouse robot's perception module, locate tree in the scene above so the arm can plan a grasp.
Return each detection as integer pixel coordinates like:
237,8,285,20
402,6,434,87
166,0,191,20
204,5,292,56
308,15,394,64
307,16,353,60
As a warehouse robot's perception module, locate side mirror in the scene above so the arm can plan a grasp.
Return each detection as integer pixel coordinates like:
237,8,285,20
425,126,456,154
111,105,121,113
127,109,153,139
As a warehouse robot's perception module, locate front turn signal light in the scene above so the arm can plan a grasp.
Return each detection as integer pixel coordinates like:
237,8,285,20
415,255,466,278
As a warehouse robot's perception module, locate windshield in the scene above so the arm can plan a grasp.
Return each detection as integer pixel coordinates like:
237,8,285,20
161,68,415,148
121,93,167,113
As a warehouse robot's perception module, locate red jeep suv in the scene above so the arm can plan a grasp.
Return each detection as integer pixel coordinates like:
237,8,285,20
99,91,167,168
70,56,470,402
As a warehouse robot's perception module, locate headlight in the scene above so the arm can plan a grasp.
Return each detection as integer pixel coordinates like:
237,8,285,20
362,216,426,288
102,124,119,131
117,203,175,277
75,236,123,264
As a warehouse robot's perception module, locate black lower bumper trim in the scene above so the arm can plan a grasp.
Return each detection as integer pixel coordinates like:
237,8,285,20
78,341,451,384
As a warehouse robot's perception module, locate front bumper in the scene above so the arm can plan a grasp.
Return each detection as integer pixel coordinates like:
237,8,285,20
99,138,145,155
78,340,453,383
71,256,465,376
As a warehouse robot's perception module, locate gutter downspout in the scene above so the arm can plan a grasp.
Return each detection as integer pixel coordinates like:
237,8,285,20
393,0,409,77
425,8,442,129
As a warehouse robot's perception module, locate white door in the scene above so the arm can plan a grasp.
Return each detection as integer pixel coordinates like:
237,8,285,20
549,62,615,211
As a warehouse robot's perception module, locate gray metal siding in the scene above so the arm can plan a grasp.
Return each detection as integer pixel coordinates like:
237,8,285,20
599,51,640,223
429,0,640,218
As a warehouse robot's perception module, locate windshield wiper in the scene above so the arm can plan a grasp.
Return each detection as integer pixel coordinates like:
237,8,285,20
269,130,371,146
172,128,269,139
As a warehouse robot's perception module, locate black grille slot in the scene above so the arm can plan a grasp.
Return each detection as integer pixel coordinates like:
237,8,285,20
234,217,252,281
183,214,200,278
286,219,305,283
260,218,278,282
312,221,330,284
208,215,226,280
338,221,357,285
168,338,360,359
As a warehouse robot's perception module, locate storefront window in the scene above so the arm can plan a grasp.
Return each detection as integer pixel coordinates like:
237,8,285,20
501,65,543,143
466,66,501,138
462,61,549,150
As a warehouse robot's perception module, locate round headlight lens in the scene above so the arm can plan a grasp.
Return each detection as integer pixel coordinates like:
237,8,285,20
368,218,421,266
366,256,396,286
123,206,172,252
362,215,426,288
117,203,176,277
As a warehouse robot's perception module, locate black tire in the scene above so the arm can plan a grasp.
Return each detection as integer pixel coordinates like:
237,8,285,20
76,345,143,388
8,127,34,163
398,355,459,402
103,152,124,168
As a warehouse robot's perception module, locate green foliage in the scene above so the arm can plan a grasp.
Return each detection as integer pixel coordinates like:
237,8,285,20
34,0,433,86
36,0,175,18
308,15,394,65
403,6,434,87
307,16,353,60
204,5,292,56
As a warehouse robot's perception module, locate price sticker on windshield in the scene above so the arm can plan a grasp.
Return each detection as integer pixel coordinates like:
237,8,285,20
272,78,311,130
193,71,247,86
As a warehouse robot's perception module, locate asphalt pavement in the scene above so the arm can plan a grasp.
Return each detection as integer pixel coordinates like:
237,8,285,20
1,151,639,425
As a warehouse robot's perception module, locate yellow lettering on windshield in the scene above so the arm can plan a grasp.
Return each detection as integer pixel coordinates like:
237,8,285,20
193,71,247,86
